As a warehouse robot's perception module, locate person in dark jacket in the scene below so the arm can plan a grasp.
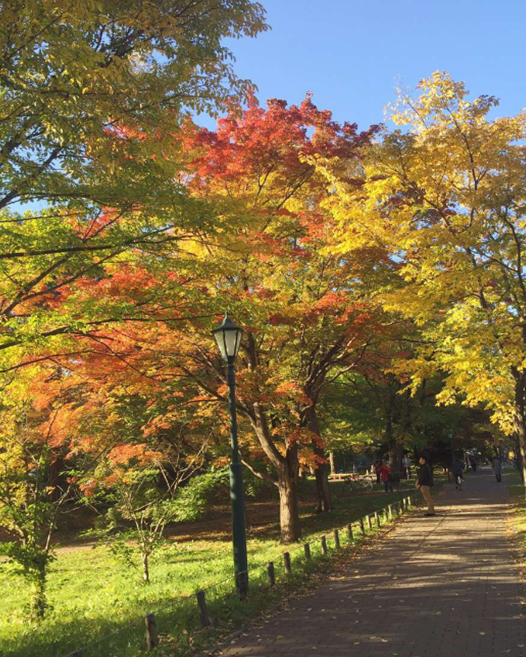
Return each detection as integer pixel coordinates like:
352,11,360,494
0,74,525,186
416,456,435,516
492,457,502,482
451,458,464,490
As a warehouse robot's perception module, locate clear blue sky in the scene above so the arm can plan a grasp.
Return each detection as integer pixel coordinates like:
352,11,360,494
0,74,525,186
217,0,526,130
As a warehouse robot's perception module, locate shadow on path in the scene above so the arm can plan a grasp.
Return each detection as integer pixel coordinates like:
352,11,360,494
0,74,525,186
220,468,526,657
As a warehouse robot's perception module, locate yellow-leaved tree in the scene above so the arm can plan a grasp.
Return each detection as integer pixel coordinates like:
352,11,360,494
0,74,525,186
318,72,526,485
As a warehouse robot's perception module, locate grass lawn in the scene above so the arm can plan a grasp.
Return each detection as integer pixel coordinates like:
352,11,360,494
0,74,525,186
0,480,417,657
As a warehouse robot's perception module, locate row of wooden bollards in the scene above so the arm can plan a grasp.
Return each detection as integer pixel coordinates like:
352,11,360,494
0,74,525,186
189,493,418,638
67,493,419,656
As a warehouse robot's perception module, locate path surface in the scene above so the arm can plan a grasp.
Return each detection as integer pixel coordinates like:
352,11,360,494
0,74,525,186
220,469,526,657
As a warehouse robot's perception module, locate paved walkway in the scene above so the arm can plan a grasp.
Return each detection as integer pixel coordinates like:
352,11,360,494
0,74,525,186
221,469,526,657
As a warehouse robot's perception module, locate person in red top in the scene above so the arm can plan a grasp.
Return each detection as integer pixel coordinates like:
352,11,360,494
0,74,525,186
380,463,393,493
374,461,382,485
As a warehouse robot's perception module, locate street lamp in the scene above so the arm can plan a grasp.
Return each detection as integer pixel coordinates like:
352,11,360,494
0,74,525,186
212,313,248,598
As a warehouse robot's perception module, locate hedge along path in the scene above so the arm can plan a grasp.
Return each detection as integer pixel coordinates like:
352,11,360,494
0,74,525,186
221,470,526,657
62,490,420,656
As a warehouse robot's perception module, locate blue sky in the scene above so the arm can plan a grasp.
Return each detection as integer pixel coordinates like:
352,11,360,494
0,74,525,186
216,0,526,131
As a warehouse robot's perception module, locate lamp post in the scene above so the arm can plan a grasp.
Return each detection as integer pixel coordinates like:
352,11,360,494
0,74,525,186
212,313,248,598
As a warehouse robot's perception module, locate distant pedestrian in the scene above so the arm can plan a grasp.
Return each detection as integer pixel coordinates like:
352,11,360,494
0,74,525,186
380,463,393,493
469,455,477,472
416,456,435,516
451,458,464,490
492,457,502,483
402,455,411,479
374,461,382,485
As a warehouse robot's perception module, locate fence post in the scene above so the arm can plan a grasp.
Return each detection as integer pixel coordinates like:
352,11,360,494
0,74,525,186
360,518,366,535
145,613,159,651
304,543,312,560
267,561,275,587
321,536,328,556
196,590,212,627
333,529,340,549
347,523,353,541
367,515,373,530
283,551,292,574
375,511,381,527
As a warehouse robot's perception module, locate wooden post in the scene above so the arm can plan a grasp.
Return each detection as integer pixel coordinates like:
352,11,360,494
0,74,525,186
360,518,366,535
387,505,392,519
267,561,275,586
321,535,328,556
145,613,159,651
304,543,311,560
367,515,373,530
375,511,381,527
283,551,292,574
196,590,212,627
347,523,353,541
333,529,340,549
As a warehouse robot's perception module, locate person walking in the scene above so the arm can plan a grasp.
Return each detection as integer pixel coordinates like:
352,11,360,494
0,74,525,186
492,457,502,483
451,458,464,490
380,463,393,493
416,455,435,516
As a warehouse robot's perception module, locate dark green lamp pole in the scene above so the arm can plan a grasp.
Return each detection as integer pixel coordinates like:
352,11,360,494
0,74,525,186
212,313,248,598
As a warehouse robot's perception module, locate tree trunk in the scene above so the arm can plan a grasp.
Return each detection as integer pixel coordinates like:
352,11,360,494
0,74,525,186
514,371,526,489
304,406,333,513
142,551,150,584
329,451,336,476
515,434,524,479
390,443,405,476
314,444,333,513
277,457,301,543
29,564,48,621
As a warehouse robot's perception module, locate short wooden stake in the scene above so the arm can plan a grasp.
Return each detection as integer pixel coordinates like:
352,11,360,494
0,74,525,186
387,505,392,518
367,515,373,530
321,535,328,556
360,518,366,535
145,613,159,651
196,590,212,627
267,561,275,586
283,551,292,574
375,511,381,527
347,523,353,541
304,543,311,560
333,529,340,549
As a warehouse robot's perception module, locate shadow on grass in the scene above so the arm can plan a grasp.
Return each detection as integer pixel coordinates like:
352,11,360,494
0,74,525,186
1,494,412,657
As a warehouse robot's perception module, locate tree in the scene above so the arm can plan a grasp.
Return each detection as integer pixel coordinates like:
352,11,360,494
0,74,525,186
320,72,526,486
176,97,380,537
0,0,267,365
0,365,89,619
84,445,219,584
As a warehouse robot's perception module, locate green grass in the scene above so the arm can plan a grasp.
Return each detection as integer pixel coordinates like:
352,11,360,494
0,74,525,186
0,483,417,657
